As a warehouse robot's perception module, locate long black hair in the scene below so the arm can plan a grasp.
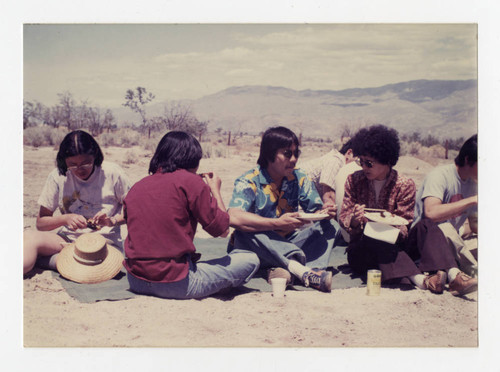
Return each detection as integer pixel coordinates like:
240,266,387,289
56,130,104,176
257,126,300,168
149,131,203,174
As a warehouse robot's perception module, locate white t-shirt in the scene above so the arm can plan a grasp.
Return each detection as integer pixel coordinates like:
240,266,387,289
413,163,477,231
37,161,131,247
301,149,345,197
334,161,362,215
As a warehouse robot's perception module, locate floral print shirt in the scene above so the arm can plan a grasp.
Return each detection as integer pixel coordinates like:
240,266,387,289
339,169,416,239
228,166,323,217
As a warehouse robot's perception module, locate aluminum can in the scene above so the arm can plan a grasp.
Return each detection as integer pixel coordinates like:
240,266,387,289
366,269,381,296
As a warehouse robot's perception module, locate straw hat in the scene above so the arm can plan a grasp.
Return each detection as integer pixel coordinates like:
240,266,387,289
56,233,124,284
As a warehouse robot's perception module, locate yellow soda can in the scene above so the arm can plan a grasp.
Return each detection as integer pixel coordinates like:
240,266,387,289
366,269,381,296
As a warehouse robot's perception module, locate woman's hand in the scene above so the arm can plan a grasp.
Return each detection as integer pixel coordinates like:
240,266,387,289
64,213,88,231
202,172,222,192
90,211,118,227
350,204,366,228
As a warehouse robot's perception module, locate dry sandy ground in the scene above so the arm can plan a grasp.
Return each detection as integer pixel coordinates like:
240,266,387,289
17,141,493,370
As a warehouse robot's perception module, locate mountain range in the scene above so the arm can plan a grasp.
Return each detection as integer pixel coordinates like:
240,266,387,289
112,79,478,139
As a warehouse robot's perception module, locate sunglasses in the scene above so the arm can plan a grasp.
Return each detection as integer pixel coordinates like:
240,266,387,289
356,158,375,168
67,161,94,172
282,149,301,159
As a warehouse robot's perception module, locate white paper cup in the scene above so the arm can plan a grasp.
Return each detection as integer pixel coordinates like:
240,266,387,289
271,277,287,298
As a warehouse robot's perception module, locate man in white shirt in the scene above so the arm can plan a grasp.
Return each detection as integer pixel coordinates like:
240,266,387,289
301,140,355,215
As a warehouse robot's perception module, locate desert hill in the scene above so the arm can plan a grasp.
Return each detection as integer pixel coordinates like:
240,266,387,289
113,79,477,139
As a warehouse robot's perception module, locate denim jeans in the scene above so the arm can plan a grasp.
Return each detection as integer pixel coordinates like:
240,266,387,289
127,249,260,299
228,219,341,270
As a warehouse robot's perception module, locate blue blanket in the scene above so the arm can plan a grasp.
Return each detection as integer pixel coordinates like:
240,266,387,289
53,237,363,303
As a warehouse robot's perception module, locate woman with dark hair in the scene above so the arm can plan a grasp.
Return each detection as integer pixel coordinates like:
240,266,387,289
23,130,131,274
339,125,437,291
123,131,259,299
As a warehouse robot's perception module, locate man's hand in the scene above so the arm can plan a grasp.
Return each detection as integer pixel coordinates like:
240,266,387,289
350,204,366,228
275,212,306,235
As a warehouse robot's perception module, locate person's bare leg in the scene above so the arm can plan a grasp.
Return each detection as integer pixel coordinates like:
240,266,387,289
23,230,66,274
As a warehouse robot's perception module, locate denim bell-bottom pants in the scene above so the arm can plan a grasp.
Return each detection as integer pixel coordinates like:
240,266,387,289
127,249,260,299
228,219,341,270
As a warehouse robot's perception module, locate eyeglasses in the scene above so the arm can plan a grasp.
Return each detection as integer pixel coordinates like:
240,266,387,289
282,149,301,159
67,161,94,172
356,158,375,168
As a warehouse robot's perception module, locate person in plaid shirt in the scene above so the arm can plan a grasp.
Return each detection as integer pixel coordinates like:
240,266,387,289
339,125,443,293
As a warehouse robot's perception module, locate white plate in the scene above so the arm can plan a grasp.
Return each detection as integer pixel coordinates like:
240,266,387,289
364,212,408,226
296,212,330,221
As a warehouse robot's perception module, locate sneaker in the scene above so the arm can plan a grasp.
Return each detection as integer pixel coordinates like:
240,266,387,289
423,270,447,294
448,271,478,296
267,267,292,286
302,269,332,293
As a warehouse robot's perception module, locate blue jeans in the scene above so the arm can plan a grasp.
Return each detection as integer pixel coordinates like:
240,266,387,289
228,219,341,270
127,249,260,299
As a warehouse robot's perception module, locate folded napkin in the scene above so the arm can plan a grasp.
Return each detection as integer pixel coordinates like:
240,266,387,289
364,221,399,244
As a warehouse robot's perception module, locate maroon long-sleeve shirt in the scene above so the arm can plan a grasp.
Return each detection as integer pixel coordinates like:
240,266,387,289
123,169,229,282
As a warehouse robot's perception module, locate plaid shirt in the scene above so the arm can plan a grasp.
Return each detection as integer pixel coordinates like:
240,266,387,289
339,169,416,239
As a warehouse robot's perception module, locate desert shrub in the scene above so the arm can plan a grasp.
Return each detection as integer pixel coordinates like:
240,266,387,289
98,132,117,147
99,129,141,148
202,143,212,159
214,146,227,158
24,126,66,147
141,137,158,153
201,143,227,159
124,149,138,164
117,129,140,147
401,141,422,156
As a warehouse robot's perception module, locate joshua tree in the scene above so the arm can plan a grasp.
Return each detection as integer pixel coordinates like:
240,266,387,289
123,87,155,138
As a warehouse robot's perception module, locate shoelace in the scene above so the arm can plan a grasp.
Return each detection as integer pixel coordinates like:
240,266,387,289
304,271,321,287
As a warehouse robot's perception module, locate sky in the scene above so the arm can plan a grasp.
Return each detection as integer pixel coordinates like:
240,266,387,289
23,23,478,108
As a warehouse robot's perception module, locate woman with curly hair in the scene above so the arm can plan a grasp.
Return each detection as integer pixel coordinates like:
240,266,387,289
339,125,440,292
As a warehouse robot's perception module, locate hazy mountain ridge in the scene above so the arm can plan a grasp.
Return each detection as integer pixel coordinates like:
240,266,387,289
113,79,477,139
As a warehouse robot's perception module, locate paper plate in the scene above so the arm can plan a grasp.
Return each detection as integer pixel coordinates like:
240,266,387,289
364,212,408,226
296,212,330,221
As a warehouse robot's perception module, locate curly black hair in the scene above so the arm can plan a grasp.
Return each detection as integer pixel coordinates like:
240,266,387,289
351,124,400,166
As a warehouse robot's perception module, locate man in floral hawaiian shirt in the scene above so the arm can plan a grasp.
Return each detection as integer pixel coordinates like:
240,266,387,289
227,126,341,292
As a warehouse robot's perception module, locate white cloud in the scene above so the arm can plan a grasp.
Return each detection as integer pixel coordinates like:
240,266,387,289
24,24,477,107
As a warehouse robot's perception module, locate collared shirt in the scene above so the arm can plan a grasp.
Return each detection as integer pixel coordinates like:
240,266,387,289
123,169,229,283
301,149,345,197
339,169,416,239
228,165,323,217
